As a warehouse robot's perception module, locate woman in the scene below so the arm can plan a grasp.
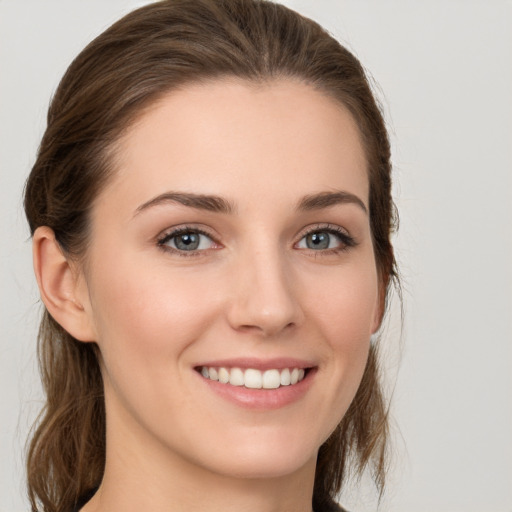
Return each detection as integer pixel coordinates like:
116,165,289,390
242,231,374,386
24,1,399,511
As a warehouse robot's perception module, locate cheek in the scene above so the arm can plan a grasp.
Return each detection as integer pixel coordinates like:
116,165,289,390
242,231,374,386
86,252,220,381
308,262,379,345
303,262,378,402
85,253,228,442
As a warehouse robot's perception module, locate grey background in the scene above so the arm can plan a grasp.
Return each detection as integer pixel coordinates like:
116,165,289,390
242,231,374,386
1,1,511,511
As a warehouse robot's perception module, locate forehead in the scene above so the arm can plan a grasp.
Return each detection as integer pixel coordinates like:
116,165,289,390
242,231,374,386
99,78,368,214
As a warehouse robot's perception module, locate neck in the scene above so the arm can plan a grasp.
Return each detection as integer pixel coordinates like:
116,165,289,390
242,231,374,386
85,448,316,512
81,400,316,512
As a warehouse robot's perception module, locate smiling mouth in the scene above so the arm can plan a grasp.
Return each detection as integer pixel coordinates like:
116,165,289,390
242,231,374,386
196,366,310,390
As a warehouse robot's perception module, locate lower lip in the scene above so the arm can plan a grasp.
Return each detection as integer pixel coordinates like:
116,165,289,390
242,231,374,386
196,369,317,410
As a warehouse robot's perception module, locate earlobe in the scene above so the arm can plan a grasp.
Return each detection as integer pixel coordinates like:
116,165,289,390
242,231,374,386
33,226,96,342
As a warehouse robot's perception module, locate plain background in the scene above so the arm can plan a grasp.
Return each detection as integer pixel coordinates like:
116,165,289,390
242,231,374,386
1,1,511,511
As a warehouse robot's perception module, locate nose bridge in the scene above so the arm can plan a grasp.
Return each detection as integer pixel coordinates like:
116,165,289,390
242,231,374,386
228,235,301,336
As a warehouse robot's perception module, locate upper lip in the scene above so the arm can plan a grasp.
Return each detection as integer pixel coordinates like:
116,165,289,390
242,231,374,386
194,357,316,371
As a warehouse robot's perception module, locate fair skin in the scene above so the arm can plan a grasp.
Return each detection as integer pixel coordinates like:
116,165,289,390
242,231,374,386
34,79,382,512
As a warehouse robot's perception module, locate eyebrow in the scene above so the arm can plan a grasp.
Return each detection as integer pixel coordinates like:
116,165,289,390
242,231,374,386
134,192,236,216
134,189,367,217
297,191,368,214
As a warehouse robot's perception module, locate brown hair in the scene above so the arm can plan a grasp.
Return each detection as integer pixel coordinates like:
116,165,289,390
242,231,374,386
24,1,398,511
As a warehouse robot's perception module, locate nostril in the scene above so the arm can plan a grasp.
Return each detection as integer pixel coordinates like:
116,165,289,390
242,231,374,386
236,320,296,337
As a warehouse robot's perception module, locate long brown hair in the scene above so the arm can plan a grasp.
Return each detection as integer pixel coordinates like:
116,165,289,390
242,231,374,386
24,1,399,511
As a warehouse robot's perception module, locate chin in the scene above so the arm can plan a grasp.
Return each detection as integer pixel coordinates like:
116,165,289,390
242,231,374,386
202,449,315,480
177,423,326,481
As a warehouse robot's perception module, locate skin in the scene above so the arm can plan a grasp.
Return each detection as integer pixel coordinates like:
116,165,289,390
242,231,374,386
34,78,382,512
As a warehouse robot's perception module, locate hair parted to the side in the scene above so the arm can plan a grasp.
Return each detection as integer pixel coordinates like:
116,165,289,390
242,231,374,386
24,1,399,511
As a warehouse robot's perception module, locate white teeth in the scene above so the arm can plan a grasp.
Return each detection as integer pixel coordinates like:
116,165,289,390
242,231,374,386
218,367,229,384
244,368,262,389
280,368,291,386
200,366,307,389
229,367,244,386
262,369,280,389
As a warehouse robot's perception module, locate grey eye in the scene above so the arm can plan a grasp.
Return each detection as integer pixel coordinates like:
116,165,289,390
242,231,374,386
174,232,201,251
306,232,330,249
161,230,215,252
298,231,342,250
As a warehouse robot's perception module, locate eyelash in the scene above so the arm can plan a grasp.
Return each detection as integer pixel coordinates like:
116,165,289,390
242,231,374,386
156,223,357,258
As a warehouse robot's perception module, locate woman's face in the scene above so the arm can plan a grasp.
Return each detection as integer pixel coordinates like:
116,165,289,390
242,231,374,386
79,79,381,480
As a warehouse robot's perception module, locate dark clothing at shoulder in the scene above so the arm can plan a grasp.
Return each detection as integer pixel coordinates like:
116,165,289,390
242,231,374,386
72,488,96,512
318,499,349,512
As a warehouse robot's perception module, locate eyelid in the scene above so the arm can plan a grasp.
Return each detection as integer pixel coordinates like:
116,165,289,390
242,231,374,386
156,220,221,238
297,223,351,238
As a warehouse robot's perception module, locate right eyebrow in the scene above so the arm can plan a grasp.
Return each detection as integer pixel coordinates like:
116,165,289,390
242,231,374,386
133,191,236,217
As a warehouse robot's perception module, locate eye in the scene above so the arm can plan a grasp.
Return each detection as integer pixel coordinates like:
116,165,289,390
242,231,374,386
296,225,356,252
297,231,339,250
158,227,217,253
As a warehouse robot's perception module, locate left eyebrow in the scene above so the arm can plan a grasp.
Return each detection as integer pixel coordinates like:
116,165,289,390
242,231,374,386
297,191,368,214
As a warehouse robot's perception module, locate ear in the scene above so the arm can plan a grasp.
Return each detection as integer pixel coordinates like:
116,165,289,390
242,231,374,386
33,226,96,342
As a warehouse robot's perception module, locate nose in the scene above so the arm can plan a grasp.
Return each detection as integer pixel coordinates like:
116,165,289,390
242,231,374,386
226,244,303,337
